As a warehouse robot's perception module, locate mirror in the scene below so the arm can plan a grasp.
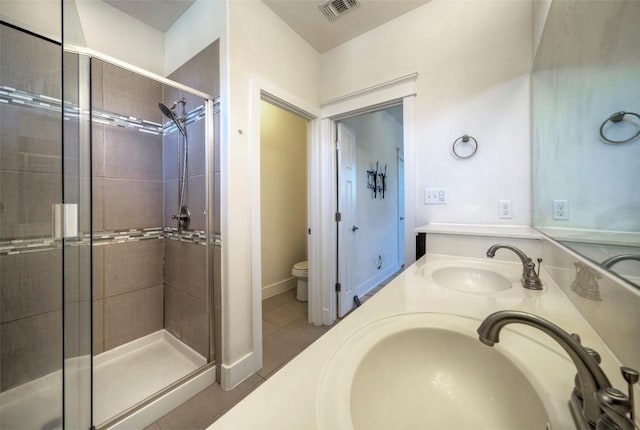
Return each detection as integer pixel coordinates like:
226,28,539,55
532,0,640,287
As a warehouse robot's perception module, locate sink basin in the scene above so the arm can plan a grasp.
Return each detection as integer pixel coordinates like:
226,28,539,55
350,327,545,429
318,313,571,430
419,259,523,295
431,266,513,293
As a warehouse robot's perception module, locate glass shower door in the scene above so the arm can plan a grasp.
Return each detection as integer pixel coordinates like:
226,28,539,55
0,17,92,430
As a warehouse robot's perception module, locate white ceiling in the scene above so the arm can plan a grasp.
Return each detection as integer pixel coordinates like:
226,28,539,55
263,0,430,52
101,0,429,52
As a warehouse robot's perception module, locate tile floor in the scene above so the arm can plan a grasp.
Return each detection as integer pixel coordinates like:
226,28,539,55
146,270,402,429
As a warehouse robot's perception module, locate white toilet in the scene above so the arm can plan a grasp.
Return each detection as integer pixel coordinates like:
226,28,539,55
291,261,309,302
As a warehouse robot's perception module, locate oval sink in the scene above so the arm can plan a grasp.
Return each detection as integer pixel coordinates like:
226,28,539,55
318,313,568,430
350,327,546,430
431,266,513,293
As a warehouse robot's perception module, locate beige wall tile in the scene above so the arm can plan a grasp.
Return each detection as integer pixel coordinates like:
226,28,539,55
1,311,62,391
0,171,61,240
182,243,207,301
103,285,163,351
0,250,62,322
104,126,162,181
0,106,61,174
181,293,206,357
103,178,163,230
0,25,60,97
103,63,162,122
104,240,163,297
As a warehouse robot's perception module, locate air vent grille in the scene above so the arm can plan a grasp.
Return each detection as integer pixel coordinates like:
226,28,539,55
319,0,361,22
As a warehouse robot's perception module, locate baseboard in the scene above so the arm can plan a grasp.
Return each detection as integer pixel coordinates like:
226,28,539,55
262,277,296,300
354,263,400,298
220,351,260,391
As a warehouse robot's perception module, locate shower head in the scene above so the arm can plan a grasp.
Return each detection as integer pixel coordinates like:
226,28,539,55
159,99,187,137
159,101,178,120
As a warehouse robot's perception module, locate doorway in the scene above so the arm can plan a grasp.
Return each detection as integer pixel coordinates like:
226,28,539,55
336,105,405,317
259,100,309,304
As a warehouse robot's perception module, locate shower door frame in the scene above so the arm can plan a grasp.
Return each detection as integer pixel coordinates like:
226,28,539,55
63,46,219,429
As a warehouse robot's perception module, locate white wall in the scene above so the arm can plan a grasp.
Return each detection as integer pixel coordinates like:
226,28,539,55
73,0,165,74
342,108,402,294
164,0,227,76
321,0,533,228
223,0,320,386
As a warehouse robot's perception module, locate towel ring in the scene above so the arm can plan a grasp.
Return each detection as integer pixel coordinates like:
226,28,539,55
599,111,640,144
452,134,478,159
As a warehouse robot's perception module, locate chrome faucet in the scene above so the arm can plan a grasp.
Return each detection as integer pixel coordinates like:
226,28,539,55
601,254,640,269
477,310,637,430
486,244,543,290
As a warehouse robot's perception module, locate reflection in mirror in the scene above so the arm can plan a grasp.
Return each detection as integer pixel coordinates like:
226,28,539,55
532,0,640,287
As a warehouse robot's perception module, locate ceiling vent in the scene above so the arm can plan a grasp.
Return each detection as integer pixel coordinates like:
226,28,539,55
319,0,360,22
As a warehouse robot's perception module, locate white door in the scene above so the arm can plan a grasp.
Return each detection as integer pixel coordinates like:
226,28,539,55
337,122,357,317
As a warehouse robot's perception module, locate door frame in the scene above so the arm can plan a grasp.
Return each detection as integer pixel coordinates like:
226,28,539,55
247,74,321,373
318,73,418,324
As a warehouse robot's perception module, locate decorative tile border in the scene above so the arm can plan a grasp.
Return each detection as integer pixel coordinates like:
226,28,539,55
0,228,214,255
163,227,207,245
0,85,61,114
92,227,165,246
0,85,209,137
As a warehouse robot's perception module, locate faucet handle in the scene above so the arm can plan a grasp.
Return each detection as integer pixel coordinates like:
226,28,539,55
620,367,639,426
595,387,634,430
574,346,603,399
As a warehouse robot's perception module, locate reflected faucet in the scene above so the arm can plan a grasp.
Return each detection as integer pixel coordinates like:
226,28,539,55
486,244,543,290
477,310,637,430
601,254,640,269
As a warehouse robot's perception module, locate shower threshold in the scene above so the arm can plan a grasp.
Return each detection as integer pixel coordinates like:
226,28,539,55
94,329,206,426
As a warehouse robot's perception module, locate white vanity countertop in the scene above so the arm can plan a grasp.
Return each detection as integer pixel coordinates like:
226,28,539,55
415,223,542,239
209,254,632,429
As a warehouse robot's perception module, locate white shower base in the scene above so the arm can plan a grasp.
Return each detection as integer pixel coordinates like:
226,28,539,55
0,329,213,430
94,329,207,426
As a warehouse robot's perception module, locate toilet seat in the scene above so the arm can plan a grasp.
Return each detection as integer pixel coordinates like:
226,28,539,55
292,261,308,277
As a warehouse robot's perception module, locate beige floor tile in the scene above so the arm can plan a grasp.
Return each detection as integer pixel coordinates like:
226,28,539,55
279,316,332,347
261,288,296,313
150,374,263,430
262,319,279,337
262,299,307,328
257,329,308,379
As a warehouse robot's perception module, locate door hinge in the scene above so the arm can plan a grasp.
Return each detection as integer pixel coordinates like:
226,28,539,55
335,282,341,292
335,212,342,222
336,140,342,151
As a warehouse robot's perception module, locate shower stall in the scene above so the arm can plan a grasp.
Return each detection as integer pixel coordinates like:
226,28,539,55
0,16,220,430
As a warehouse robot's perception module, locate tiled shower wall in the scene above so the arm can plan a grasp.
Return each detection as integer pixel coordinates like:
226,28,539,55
163,41,220,359
91,59,166,354
91,50,215,357
0,25,63,391
161,101,207,356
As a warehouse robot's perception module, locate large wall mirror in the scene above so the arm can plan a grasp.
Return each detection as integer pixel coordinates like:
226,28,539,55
532,0,640,287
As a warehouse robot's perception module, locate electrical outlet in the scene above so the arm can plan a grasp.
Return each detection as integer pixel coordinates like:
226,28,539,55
499,200,512,219
424,188,447,205
553,200,569,220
